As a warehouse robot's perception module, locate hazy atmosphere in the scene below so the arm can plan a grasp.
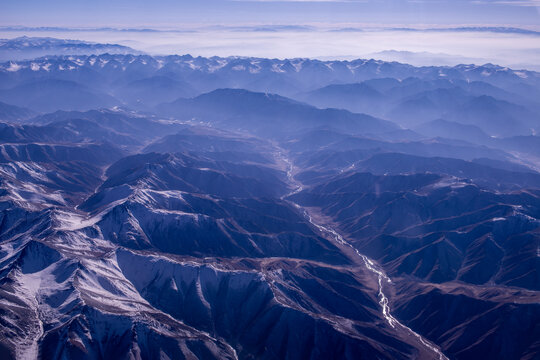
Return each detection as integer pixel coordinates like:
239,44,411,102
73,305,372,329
2,26,540,69
0,1,539,360
2,0,540,68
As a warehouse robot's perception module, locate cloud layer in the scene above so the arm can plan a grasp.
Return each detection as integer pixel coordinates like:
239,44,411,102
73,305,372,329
2,26,538,71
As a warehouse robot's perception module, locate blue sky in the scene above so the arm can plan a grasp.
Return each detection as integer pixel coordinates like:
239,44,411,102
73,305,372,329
2,0,540,27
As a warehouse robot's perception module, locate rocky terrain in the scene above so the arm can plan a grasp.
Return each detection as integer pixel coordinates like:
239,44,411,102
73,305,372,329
0,42,538,359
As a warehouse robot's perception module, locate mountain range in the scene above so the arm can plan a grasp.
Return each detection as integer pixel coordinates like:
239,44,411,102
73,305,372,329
0,38,538,360
0,37,141,62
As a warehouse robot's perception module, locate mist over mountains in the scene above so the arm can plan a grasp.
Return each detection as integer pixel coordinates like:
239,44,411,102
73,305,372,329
0,37,538,360
0,37,141,62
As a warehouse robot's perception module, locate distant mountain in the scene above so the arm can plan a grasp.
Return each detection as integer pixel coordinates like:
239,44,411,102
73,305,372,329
355,152,540,190
0,51,538,115
414,119,491,144
157,88,399,137
0,79,120,113
443,95,540,136
385,87,471,126
369,50,484,67
0,100,37,122
296,83,386,114
113,75,199,108
1,53,538,96
295,77,540,133
0,36,141,61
